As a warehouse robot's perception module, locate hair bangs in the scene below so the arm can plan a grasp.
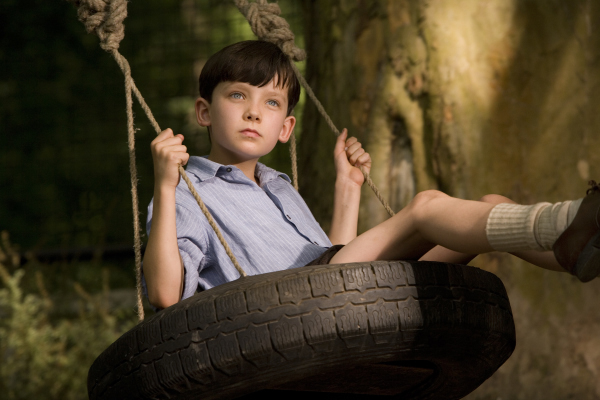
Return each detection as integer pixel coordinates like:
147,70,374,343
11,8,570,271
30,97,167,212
199,41,301,116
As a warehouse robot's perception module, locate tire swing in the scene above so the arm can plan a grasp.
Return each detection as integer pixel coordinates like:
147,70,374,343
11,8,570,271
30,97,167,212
66,0,517,399
91,260,515,400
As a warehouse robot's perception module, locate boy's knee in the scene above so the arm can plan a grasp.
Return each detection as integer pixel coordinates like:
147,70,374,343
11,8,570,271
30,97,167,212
479,194,515,205
409,190,447,221
413,190,447,205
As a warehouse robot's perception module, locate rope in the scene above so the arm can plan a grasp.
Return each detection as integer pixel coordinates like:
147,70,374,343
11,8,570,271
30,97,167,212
234,0,395,217
119,49,145,321
67,0,248,321
69,0,126,53
233,0,306,62
289,134,298,190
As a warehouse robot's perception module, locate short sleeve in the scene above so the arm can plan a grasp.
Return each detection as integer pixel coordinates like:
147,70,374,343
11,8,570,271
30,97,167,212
174,204,208,301
144,198,208,303
178,237,205,300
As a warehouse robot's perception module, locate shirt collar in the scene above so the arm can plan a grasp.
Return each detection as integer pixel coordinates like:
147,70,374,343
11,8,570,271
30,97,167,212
255,162,291,186
185,156,291,185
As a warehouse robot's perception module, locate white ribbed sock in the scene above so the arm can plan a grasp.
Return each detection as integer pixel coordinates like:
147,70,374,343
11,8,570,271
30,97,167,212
485,199,583,253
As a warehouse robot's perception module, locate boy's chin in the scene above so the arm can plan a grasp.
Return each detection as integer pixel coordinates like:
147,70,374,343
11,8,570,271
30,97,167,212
211,151,269,165
235,147,278,161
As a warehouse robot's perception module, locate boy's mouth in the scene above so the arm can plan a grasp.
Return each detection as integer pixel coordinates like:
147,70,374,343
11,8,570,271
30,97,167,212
240,128,260,138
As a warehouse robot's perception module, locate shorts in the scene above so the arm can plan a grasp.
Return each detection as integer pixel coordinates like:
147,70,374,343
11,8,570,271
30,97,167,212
304,244,344,266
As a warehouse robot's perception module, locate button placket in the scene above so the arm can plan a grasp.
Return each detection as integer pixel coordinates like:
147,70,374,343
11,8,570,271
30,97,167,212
267,183,321,245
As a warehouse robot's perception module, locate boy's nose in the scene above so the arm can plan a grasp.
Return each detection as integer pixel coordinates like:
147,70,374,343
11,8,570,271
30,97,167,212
244,109,260,122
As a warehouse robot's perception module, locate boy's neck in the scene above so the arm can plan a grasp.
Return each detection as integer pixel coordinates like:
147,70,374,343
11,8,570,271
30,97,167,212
207,150,259,184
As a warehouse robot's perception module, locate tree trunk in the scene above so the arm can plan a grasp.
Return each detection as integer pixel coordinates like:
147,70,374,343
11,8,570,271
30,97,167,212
300,0,600,398
300,0,438,233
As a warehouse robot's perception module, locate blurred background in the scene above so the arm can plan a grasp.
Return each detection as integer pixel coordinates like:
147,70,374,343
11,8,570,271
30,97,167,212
2,0,600,399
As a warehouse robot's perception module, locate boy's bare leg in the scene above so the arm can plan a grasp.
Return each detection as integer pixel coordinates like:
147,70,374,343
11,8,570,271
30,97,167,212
330,190,496,264
420,242,563,270
419,194,564,272
418,246,475,265
420,245,563,271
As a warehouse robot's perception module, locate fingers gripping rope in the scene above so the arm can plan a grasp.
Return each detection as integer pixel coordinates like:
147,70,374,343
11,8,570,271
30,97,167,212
68,0,247,321
235,0,395,217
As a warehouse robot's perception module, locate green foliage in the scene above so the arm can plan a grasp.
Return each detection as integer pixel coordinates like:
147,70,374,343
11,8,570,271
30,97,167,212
0,235,138,400
1,0,304,251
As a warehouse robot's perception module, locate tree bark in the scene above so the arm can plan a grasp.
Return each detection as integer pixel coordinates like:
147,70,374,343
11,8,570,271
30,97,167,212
300,0,600,398
300,0,437,232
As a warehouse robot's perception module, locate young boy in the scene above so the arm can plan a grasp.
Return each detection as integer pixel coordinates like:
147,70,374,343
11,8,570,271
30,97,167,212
142,40,600,310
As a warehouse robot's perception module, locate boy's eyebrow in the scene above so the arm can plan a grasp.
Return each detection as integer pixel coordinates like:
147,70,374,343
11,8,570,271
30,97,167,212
262,89,287,100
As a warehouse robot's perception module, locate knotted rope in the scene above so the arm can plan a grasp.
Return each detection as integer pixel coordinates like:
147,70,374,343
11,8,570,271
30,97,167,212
234,0,306,62
234,0,395,217
69,0,126,53
67,0,247,321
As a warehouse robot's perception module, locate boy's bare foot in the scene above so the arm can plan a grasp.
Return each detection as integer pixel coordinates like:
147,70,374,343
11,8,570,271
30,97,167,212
553,180,600,282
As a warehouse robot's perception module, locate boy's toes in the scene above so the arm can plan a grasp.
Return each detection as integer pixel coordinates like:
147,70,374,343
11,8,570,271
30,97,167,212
553,183,600,282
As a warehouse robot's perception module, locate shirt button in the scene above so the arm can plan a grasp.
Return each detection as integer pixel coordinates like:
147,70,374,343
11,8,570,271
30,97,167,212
286,214,291,220
226,167,232,172
313,241,319,245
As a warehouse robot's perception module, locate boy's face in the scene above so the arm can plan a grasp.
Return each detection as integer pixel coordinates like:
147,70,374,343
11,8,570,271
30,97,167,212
195,79,296,164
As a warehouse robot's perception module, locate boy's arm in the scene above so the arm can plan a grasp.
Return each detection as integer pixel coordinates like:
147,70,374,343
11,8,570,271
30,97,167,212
328,129,371,245
143,129,190,309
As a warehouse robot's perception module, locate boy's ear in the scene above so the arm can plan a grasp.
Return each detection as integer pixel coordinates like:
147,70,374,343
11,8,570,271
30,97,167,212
195,97,211,127
278,115,296,143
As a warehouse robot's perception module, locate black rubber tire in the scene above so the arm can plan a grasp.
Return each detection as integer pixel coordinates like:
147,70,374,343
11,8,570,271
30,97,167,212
88,261,515,400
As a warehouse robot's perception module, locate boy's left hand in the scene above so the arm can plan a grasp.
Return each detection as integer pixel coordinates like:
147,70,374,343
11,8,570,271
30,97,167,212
333,128,372,187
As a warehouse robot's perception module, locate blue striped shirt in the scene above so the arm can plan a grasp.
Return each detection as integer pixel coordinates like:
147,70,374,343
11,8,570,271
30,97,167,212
145,156,332,301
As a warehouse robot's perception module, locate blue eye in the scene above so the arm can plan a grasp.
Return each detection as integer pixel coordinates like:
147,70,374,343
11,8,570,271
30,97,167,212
267,100,279,107
231,92,243,99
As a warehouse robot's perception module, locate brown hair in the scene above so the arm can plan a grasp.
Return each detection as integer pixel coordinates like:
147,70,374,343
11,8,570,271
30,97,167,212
199,41,300,116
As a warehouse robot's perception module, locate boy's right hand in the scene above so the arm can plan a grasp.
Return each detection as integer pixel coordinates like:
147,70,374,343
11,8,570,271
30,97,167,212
151,129,190,191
